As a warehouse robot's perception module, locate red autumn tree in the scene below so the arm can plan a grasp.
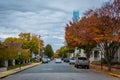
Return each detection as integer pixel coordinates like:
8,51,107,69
65,0,120,71
65,22,82,52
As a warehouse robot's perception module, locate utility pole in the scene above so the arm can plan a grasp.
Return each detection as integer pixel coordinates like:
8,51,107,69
101,51,103,70
38,35,41,60
18,51,21,70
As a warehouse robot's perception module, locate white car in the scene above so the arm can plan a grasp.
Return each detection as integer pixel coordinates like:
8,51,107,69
69,58,76,64
55,58,62,63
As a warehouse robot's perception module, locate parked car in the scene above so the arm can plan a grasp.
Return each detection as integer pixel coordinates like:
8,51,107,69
74,57,89,69
69,58,76,65
55,58,62,63
47,58,51,62
63,58,70,63
42,58,49,63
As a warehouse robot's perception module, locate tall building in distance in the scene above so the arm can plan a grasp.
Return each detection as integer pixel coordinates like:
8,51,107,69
72,11,79,22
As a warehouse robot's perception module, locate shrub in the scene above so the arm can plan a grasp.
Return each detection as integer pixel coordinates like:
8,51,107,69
91,61,101,65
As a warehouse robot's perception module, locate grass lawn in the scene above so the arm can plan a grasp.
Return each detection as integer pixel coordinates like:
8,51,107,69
7,63,31,70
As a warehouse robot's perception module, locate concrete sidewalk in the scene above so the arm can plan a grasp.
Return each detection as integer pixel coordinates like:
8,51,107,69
0,62,41,79
90,64,120,78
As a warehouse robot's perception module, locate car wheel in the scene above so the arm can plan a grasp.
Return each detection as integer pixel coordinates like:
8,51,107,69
87,65,89,69
81,66,84,69
76,65,79,68
74,64,76,67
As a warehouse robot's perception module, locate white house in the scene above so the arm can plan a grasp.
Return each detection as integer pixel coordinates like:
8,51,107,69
74,46,120,63
78,48,102,63
74,48,86,57
89,47,102,62
89,47,120,63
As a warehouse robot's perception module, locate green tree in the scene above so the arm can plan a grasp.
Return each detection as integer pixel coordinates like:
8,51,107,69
44,44,54,58
20,34,44,54
19,32,30,41
3,33,44,61
58,46,69,58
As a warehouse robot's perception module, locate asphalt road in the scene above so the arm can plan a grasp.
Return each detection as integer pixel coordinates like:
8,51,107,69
0,60,118,80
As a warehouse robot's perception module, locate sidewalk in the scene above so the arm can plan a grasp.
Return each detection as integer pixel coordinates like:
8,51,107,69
90,64,120,78
0,62,41,79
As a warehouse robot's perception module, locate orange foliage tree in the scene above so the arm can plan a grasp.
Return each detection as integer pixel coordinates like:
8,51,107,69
65,0,120,71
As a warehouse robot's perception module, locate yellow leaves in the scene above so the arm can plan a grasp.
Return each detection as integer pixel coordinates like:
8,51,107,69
0,48,18,60
21,49,30,59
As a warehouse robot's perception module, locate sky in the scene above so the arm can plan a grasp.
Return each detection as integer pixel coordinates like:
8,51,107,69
0,0,109,51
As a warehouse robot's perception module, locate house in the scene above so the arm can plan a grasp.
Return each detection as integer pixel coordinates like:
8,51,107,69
74,46,120,63
90,47,120,63
77,48,102,63
89,47,102,63
74,48,86,57
113,48,120,63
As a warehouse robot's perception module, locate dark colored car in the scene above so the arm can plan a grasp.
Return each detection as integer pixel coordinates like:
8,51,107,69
63,58,70,63
42,58,49,63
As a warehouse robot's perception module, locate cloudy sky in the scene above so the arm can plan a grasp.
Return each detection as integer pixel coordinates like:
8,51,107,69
0,0,109,51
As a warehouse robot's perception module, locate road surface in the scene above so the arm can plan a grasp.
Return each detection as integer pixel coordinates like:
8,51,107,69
0,60,118,80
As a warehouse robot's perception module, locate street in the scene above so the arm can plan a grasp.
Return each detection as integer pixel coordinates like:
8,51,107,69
0,61,118,80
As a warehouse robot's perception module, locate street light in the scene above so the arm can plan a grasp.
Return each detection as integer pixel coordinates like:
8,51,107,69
37,34,48,60
42,50,44,58
18,51,21,70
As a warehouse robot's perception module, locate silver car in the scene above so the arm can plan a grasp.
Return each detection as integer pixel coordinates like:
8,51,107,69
69,58,76,65
74,57,89,69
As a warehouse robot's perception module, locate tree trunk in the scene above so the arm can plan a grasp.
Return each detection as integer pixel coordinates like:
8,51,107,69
108,62,112,71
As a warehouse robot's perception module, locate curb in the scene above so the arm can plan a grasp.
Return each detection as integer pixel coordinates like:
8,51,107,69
109,73,120,78
0,62,42,79
90,64,120,78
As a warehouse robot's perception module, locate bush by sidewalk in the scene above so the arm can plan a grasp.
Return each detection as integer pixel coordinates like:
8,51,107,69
91,61,101,65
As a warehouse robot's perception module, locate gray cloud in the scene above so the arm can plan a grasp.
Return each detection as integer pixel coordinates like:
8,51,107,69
0,0,109,51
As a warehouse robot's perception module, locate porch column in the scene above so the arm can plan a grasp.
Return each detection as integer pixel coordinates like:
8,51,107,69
4,60,8,67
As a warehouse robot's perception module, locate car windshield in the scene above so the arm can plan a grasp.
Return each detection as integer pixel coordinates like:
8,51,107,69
78,57,87,60
71,58,75,60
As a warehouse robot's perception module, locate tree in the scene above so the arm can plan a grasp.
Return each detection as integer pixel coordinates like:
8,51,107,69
0,42,30,61
57,46,69,58
44,44,54,58
22,35,44,54
3,33,44,62
19,32,30,41
65,23,81,54
65,17,97,59
16,33,44,54
93,0,120,71
65,0,120,71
